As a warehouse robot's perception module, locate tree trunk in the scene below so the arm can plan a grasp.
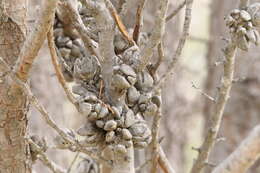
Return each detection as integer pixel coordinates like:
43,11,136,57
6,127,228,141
0,0,31,172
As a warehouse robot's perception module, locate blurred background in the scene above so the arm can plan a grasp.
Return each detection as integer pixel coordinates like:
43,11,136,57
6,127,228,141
27,0,260,172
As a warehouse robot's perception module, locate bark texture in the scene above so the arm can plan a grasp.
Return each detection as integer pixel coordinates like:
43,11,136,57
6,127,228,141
0,0,31,172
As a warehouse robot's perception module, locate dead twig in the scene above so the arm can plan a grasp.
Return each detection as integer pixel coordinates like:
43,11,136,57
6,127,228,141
67,152,80,173
47,26,79,110
166,0,186,22
103,0,134,45
191,82,216,103
133,0,147,44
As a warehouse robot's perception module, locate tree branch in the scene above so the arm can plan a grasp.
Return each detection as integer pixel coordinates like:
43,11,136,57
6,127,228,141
47,27,79,110
212,125,260,173
14,0,58,81
134,0,169,72
104,0,134,45
158,147,177,173
133,0,147,44
166,0,186,22
190,41,237,173
151,91,162,173
153,0,194,90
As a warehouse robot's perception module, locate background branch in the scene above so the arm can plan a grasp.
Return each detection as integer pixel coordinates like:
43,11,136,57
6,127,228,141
212,125,260,173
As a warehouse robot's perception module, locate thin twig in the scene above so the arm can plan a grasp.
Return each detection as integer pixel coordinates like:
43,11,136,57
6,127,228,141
154,0,193,91
212,125,260,173
151,106,162,173
190,41,237,173
47,26,79,110
135,0,169,72
158,147,176,173
67,152,80,173
28,139,66,173
166,0,186,22
149,42,165,77
135,158,152,172
14,0,58,81
191,82,216,103
103,0,134,45
133,0,147,44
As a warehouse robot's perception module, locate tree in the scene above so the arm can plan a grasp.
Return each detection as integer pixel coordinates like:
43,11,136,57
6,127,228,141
0,0,260,173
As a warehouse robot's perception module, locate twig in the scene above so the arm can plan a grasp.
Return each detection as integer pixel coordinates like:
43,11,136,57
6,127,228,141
191,82,216,103
103,0,134,45
135,0,169,72
149,42,165,77
67,152,80,173
151,90,162,173
190,41,237,173
158,147,176,173
212,125,260,173
133,0,147,44
135,158,152,172
14,0,58,81
28,139,66,173
151,91,162,173
166,0,186,22
154,0,194,91
47,26,79,110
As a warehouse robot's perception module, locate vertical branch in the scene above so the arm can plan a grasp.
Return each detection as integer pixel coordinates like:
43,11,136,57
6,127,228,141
133,0,147,44
14,0,58,81
190,42,237,173
154,0,193,90
135,0,169,71
151,102,162,173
